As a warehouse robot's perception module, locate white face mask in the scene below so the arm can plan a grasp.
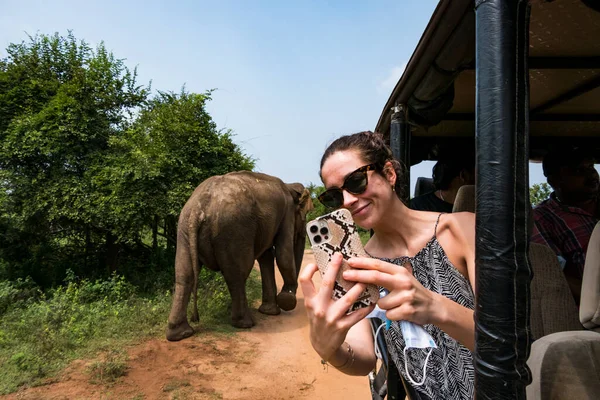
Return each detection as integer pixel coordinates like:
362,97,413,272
367,288,437,387
399,320,437,387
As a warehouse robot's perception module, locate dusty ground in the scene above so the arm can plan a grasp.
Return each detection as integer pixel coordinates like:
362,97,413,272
3,251,372,400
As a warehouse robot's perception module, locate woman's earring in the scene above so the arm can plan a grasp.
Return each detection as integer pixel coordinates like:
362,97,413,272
392,185,396,192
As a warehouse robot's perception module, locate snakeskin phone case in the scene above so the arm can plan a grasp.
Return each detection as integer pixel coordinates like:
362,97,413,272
306,208,379,312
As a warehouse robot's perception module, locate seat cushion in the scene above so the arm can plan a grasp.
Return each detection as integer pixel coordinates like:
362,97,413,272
414,177,435,198
580,222,600,330
452,185,475,213
529,243,583,339
527,330,600,400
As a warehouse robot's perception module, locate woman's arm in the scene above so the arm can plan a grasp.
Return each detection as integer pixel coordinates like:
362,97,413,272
345,254,476,352
429,211,477,351
299,253,377,376
429,293,474,351
325,318,377,376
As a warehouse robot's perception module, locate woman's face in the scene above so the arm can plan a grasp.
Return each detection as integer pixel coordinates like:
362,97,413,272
321,150,395,229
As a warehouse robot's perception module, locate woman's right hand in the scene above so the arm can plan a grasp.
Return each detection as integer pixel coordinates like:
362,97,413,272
299,252,375,362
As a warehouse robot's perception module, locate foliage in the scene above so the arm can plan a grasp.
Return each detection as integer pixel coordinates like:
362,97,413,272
0,32,147,284
0,32,254,286
530,182,552,207
359,229,371,246
103,89,255,244
305,183,327,223
0,277,41,315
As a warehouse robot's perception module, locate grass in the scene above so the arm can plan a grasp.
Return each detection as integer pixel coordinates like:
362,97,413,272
88,349,128,384
162,379,191,392
0,268,263,395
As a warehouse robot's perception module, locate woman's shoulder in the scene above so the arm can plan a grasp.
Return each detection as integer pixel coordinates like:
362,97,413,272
445,211,475,225
437,212,476,281
439,212,475,244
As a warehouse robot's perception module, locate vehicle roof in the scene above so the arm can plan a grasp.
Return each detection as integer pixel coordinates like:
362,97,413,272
375,0,600,165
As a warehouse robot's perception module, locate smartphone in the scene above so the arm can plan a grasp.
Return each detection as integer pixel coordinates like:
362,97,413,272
306,208,379,312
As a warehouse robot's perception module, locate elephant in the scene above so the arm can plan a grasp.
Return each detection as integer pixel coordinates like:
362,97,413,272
166,171,314,341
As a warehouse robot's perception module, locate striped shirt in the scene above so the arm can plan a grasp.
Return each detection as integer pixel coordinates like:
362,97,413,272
531,193,599,279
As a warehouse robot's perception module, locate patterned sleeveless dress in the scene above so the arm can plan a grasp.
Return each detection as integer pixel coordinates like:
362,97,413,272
378,214,475,400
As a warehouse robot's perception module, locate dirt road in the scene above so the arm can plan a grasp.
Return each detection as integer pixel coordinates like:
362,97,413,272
5,250,372,400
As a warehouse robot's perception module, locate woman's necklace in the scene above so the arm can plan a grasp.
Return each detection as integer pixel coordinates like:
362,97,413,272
437,190,445,202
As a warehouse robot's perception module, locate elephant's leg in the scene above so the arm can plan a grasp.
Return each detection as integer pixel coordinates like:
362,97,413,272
274,232,298,312
166,240,195,341
292,232,306,290
218,251,255,328
257,248,280,315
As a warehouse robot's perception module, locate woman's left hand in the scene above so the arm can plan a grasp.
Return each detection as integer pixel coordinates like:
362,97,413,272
345,257,443,326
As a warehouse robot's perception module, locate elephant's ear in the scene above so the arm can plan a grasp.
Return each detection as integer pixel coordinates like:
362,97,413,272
286,183,305,202
299,188,314,213
286,183,314,213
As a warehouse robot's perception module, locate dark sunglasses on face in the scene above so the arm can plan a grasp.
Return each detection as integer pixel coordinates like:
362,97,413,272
318,163,377,209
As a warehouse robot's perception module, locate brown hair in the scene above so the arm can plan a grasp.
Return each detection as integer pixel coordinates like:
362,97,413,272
320,131,406,200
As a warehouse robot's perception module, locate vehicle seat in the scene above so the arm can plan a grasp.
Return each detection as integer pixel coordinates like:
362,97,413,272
452,185,475,213
450,183,600,398
414,177,435,197
529,242,583,339
451,184,582,338
580,221,600,332
527,221,600,400
527,330,600,400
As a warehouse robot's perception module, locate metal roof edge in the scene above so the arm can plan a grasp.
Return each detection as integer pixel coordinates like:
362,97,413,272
375,0,473,135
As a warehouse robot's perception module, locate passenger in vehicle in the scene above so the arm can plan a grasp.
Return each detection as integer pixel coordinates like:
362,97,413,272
300,131,476,399
531,147,600,305
410,148,475,213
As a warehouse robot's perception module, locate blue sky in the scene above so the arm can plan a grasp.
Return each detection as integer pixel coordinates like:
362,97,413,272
2,0,558,195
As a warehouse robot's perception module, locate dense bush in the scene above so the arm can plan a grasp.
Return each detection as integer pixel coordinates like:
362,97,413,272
0,277,41,315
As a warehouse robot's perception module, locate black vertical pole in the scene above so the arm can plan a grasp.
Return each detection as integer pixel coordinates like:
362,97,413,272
474,1,533,399
390,105,410,203
387,104,410,400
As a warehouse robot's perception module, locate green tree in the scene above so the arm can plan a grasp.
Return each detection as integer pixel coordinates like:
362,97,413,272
530,183,552,207
305,183,327,223
0,33,254,285
0,32,148,284
100,89,255,251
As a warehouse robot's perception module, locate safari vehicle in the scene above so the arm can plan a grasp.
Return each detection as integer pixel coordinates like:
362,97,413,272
374,0,600,399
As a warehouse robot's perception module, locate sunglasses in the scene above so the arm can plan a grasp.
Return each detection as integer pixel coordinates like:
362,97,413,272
318,164,377,209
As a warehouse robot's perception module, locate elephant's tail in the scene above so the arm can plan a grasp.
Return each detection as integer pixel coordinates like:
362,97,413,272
188,208,203,278
188,208,204,322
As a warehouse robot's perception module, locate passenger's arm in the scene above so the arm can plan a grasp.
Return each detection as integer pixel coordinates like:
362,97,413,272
430,291,475,352
345,257,476,352
326,318,377,376
435,211,476,351
299,253,376,376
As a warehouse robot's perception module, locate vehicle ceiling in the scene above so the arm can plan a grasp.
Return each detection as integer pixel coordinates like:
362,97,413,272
375,0,600,166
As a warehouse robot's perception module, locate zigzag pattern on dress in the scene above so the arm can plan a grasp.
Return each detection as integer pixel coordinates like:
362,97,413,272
379,219,475,400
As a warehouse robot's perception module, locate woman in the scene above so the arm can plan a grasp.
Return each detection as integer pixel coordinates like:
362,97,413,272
299,131,476,399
